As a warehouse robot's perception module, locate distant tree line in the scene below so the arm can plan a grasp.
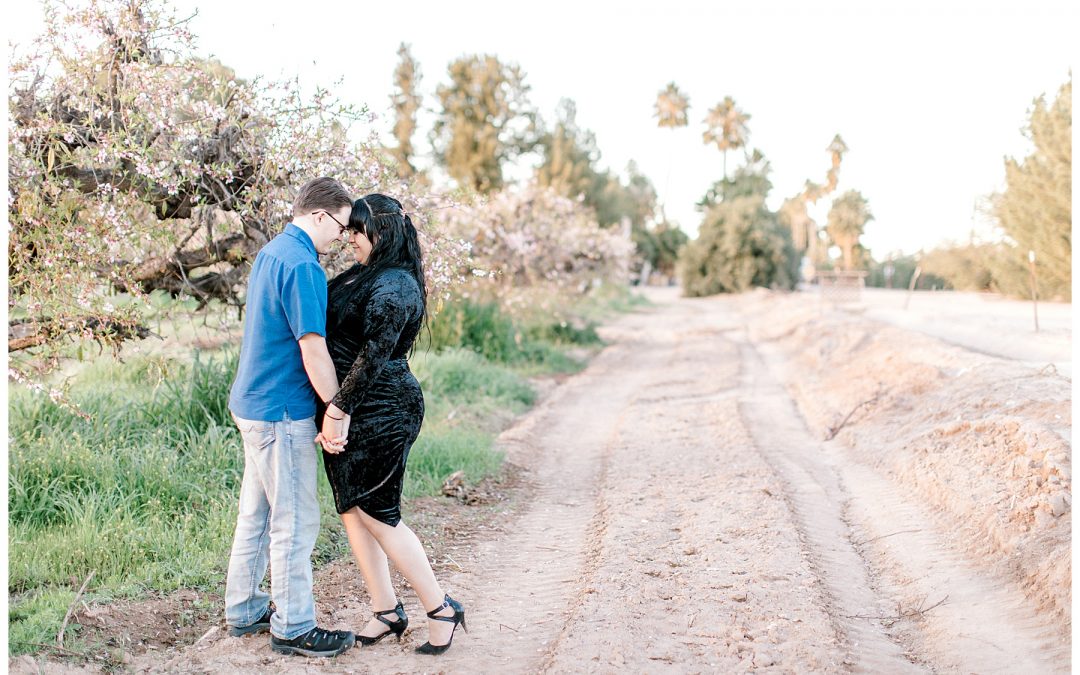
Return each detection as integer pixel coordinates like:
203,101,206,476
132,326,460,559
666,73,1071,301
388,47,682,282
651,85,871,296
891,77,1071,300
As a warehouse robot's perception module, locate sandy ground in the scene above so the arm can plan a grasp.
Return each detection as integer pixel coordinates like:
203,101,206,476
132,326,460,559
12,287,1070,673
844,287,1070,376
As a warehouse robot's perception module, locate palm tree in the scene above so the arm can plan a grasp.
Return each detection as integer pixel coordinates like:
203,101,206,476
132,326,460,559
702,96,751,179
779,197,812,251
803,179,825,204
790,134,850,269
824,134,848,193
826,190,873,271
654,82,690,129
654,82,690,220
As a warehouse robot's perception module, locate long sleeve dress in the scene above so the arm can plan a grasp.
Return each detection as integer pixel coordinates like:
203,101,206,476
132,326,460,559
320,266,425,526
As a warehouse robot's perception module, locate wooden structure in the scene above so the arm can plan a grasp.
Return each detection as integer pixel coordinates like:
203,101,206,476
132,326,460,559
815,270,868,305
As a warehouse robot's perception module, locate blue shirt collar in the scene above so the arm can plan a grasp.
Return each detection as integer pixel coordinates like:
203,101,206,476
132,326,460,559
284,223,318,258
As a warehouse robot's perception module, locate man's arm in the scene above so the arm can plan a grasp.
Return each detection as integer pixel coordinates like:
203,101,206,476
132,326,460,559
298,333,349,452
298,333,338,403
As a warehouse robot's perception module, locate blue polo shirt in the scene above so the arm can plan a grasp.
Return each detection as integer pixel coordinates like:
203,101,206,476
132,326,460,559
229,224,327,421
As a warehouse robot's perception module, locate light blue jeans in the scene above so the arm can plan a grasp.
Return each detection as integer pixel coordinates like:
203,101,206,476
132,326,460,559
225,412,320,640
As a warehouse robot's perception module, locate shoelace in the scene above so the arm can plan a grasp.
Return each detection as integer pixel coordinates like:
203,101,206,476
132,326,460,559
305,628,343,648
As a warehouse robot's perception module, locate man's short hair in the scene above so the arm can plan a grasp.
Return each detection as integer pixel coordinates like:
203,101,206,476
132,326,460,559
292,177,352,217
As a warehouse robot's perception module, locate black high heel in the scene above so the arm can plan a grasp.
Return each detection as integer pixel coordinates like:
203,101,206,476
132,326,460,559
415,594,467,655
356,601,408,646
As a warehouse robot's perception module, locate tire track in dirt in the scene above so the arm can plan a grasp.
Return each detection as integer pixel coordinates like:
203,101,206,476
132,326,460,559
741,323,1071,673
839,460,1070,673
735,332,927,673
539,301,850,672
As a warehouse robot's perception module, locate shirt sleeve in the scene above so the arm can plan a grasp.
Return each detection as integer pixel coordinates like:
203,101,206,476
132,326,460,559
281,261,327,340
330,274,415,415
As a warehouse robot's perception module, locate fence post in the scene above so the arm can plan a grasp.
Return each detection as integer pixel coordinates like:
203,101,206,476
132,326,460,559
904,266,922,310
1028,250,1039,332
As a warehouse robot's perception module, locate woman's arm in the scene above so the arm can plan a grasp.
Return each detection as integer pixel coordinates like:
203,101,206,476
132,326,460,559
330,276,415,415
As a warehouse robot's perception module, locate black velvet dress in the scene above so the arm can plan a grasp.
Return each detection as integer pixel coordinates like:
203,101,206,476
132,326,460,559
320,266,425,526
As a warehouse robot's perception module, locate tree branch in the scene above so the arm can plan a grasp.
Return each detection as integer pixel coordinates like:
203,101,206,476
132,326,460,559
8,316,153,353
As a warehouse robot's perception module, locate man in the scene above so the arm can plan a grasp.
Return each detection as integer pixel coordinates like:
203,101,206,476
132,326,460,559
224,177,355,657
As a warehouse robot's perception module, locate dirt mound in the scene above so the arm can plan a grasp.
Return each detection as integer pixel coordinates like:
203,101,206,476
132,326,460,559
737,289,1071,636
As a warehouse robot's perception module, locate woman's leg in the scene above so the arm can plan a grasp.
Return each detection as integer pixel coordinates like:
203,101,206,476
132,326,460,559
348,507,458,645
340,509,399,638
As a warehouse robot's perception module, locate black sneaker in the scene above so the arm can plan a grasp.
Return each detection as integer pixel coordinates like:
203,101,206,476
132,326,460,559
270,626,355,657
227,606,275,637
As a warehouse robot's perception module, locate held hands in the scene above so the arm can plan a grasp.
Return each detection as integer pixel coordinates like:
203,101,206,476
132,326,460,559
317,404,350,454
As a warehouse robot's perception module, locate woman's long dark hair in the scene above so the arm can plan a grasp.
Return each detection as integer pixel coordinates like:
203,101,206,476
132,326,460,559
328,193,428,330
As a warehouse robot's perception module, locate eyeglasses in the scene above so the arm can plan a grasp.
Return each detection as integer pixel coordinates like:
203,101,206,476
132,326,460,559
312,210,347,236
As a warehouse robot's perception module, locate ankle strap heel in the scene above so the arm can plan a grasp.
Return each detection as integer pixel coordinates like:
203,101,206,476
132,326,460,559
357,600,408,646
416,594,467,655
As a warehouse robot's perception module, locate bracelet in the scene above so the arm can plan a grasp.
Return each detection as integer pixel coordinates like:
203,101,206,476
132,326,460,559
323,398,344,420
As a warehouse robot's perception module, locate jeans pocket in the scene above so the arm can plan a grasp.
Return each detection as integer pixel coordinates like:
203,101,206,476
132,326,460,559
233,415,276,451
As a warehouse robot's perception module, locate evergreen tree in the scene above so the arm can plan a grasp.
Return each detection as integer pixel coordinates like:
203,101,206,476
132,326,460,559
991,76,1071,300
634,218,689,278
590,161,657,230
534,105,678,276
389,43,421,179
536,101,682,278
431,54,537,194
697,149,772,207
535,104,657,232
679,151,798,295
920,243,999,291
535,99,600,200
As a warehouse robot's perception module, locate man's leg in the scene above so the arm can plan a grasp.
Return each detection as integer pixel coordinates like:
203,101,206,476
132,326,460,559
224,419,274,629
253,414,321,640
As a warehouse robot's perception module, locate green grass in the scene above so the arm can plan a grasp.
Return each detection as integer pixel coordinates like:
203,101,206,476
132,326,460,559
8,353,246,591
422,299,520,362
7,588,79,654
7,346,538,655
404,428,502,499
417,288,643,371
413,348,536,409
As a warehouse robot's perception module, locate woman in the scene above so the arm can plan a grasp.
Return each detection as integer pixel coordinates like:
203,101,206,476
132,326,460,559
317,193,466,655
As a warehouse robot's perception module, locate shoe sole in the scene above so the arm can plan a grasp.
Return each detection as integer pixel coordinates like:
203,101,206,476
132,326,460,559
227,623,271,637
271,636,355,658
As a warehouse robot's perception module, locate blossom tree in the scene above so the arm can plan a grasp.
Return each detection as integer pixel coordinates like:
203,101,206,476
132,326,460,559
440,182,633,311
8,0,472,385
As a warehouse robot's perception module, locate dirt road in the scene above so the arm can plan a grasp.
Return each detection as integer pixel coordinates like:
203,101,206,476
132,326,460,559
129,288,1069,674
856,287,1071,377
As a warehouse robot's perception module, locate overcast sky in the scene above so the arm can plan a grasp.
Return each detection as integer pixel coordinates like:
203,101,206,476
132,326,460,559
9,0,1075,258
